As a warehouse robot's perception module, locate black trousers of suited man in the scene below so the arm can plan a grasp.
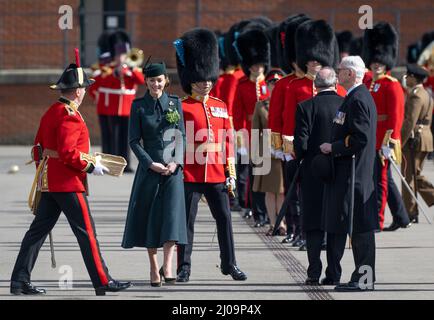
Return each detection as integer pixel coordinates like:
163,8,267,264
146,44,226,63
98,115,131,168
11,192,112,289
177,183,237,273
325,232,376,284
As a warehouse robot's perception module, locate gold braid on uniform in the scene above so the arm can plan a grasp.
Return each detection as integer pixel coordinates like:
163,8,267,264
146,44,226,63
226,157,236,179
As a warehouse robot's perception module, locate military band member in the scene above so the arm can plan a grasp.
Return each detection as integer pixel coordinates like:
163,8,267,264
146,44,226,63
401,64,434,222
362,22,410,230
89,30,145,173
10,56,130,296
320,56,378,291
174,28,247,282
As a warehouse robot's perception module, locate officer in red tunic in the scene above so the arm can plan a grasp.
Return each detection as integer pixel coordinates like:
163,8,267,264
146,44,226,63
89,30,145,172
10,54,131,296
174,28,247,283
362,22,410,230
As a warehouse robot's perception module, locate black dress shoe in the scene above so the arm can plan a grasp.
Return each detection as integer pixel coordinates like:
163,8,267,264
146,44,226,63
334,281,374,292
230,204,242,212
124,167,135,174
243,210,253,219
159,267,176,284
409,215,419,224
320,278,340,286
305,278,320,285
383,221,401,232
176,267,190,283
221,265,247,281
383,221,411,232
292,237,304,247
298,243,307,251
94,280,131,296
10,281,46,295
282,234,295,244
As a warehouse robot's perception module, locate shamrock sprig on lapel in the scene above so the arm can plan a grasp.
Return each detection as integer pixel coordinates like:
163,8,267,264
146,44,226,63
165,101,180,124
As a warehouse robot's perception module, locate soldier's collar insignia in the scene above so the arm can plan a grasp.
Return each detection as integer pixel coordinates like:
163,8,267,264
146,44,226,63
191,92,209,103
59,97,78,113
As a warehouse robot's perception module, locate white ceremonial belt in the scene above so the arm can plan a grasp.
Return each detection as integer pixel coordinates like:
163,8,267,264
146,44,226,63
99,87,136,107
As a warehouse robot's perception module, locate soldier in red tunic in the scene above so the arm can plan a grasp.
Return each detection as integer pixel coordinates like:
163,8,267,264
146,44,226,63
89,30,145,173
10,53,131,296
279,20,346,248
174,28,247,283
269,14,309,160
233,26,271,227
362,22,411,230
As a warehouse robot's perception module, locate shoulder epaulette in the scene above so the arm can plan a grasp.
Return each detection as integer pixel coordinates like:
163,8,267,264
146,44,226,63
384,75,398,82
64,105,76,116
210,96,224,103
282,72,295,79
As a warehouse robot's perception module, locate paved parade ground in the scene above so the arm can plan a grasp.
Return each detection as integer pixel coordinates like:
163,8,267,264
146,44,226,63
1,146,434,300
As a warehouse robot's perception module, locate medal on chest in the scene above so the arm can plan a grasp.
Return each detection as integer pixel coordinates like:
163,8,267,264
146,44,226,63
209,106,228,118
333,111,346,125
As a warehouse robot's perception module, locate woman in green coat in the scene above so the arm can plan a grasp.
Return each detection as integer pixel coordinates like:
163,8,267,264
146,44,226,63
122,62,187,286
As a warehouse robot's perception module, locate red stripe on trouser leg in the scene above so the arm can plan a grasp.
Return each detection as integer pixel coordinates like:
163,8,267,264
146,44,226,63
76,193,109,286
378,161,388,230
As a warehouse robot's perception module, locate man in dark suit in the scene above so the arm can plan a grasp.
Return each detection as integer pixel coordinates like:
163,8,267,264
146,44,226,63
294,67,344,285
320,56,379,291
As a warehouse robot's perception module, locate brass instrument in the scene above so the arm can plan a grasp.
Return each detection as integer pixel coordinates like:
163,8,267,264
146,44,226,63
126,47,144,69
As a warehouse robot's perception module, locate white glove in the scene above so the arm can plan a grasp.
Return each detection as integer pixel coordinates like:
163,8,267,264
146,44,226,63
274,150,285,161
381,146,393,160
284,153,293,162
92,155,110,176
226,177,237,191
237,147,248,157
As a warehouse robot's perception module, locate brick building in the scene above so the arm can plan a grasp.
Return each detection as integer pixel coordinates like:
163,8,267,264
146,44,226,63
1,0,433,144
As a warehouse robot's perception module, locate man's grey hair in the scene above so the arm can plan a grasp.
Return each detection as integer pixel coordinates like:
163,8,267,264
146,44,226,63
314,67,337,88
339,56,366,79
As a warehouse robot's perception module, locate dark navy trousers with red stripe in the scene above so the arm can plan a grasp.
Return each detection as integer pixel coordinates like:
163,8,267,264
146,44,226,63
11,192,111,288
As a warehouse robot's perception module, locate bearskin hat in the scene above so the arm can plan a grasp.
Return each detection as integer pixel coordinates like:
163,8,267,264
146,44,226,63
108,30,131,58
362,22,398,70
336,30,353,56
265,24,280,69
236,28,270,77
97,30,113,57
295,20,338,73
224,20,251,66
349,36,364,56
216,31,230,71
174,28,219,95
283,14,311,73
